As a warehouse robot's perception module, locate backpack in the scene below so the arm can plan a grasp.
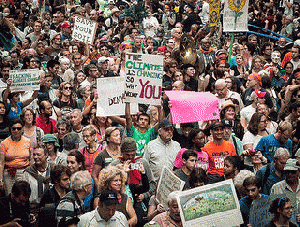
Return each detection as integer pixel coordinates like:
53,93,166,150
38,193,77,227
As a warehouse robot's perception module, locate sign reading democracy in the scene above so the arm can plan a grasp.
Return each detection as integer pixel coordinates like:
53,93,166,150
9,69,40,92
177,179,243,227
125,53,164,105
156,167,185,208
165,91,220,124
72,16,97,44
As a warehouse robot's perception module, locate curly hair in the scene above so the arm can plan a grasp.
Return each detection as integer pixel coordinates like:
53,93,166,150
57,81,73,99
97,165,126,195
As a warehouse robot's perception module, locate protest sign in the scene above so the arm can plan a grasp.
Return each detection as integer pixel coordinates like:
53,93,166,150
177,179,243,227
72,16,97,44
96,77,138,117
125,53,164,105
209,0,221,27
156,167,185,208
165,91,220,124
9,69,40,92
223,0,249,32
249,193,298,227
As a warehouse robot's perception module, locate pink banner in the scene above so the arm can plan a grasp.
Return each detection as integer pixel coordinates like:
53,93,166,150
165,91,220,124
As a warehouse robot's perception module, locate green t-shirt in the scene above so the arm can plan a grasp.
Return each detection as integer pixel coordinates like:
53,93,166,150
126,125,157,156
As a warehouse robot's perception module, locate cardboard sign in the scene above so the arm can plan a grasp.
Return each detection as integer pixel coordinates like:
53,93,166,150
165,91,220,124
72,16,97,44
96,77,138,116
125,53,164,105
249,193,298,227
156,167,185,208
177,179,243,227
9,69,40,92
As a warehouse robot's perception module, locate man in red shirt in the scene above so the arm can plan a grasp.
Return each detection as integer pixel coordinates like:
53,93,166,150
202,121,236,183
35,100,57,134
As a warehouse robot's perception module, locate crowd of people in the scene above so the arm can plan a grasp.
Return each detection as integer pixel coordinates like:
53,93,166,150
1,0,300,226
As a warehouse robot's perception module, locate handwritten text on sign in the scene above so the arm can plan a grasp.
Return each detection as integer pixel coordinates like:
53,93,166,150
125,53,164,105
72,16,97,44
9,69,40,92
156,167,185,208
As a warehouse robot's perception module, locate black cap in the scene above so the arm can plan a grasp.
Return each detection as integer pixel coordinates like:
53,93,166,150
221,119,233,128
210,121,225,130
99,190,119,206
159,119,173,129
58,217,80,227
181,63,195,70
181,122,195,128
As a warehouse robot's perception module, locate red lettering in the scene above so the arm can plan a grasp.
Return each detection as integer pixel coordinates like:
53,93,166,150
139,79,150,98
145,85,152,99
152,85,162,99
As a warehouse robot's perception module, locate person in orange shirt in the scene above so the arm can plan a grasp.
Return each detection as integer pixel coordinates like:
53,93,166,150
202,121,237,184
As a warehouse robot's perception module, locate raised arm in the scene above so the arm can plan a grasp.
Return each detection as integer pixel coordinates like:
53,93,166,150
22,90,39,107
125,102,133,131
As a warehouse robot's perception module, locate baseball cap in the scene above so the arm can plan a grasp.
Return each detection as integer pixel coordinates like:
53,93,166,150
159,119,173,129
58,217,80,227
98,56,109,63
61,21,72,28
284,158,300,171
99,190,119,205
210,121,225,130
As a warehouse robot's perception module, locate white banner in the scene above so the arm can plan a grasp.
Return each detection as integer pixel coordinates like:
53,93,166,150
156,167,185,208
125,53,164,105
72,16,97,44
9,69,40,92
223,0,249,32
96,77,138,117
177,179,243,227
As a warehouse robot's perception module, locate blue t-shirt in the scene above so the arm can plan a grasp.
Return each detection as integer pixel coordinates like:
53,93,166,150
239,194,268,225
7,101,24,122
255,134,292,163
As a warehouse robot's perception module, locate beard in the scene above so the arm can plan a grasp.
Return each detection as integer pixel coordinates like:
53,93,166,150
215,70,225,78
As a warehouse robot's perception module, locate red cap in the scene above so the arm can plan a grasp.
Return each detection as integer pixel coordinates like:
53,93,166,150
61,21,72,28
255,90,266,98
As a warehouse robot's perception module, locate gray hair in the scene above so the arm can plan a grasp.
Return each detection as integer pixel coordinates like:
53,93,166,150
274,148,291,159
70,170,91,191
59,56,70,65
71,109,82,117
63,132,80,150
215,79,226,87
167,191,180,207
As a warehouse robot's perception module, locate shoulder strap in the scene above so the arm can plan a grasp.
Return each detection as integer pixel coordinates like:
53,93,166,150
59,196,78,217
262,163,271,188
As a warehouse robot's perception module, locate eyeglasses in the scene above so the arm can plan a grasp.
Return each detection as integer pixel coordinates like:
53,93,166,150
64,86,73,90
12,127,22,131
194,136,205,140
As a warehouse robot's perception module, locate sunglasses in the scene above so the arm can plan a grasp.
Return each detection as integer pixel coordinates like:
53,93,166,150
64,86,73,90
12,127,22,131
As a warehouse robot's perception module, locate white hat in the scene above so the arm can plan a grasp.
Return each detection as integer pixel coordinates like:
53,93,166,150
98,56,109,63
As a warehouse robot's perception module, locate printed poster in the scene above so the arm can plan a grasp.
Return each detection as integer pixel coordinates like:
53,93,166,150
223,0,249,32
177,179,243,227
209,0,221,27
125,53,164,105
9,69,40,92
